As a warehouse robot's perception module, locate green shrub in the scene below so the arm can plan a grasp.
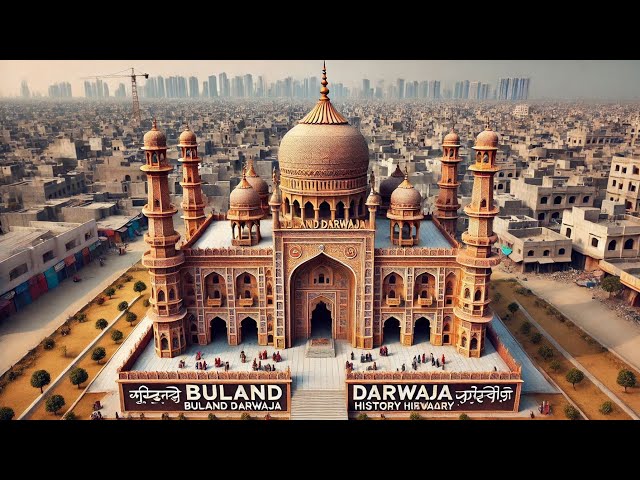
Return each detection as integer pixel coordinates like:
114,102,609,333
64,411,77,420
459,413,471,420
76,313,87,323
143,299,150,307
104,287,116,298
519,321,532,335
69,367,89,389
124,274,133,282
565,368,585,389
240,413,252,420
493,292,502,302
111,329,123,344
95,318,108,330
0,406,15,421
117,301,128,312
530,332,542,344
31,369,51,393
133,281,147,293
564,404,580,420
96,297,105,306
125,311,137,326
60,325,71,336
549,360,562,372
356,412,369,420
538,345,554,361
43,337,55,350
45,394,65,415
617,369,637,392
409,412,422,420
599,401,613,415
117,283,124,290
91,347,106,364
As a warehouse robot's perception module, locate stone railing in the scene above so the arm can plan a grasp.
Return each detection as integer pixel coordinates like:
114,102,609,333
117,322,154,373
385,295,401,307
416,296,434,307
237,296,254,307
345,370,521,381
375,247,458,257
486,323,522,374
182,246,273,257
206,297,223,307
119,369,291,381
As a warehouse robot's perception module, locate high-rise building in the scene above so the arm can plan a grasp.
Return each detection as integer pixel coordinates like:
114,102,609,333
208,75,218,97
219,73,229,97
115,83,126,98
244,74,253,98
256,76,265,98
84,81,92,98
178,76,188,98
362,78,370,99
157,76,165,98
463,80,470,100
397,78,405,99
231,76,244,97
103,83,109,98
189,76,199,98
469,81,479,100
202,81,209,98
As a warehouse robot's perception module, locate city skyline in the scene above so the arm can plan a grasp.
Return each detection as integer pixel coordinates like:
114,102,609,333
1,60,640,100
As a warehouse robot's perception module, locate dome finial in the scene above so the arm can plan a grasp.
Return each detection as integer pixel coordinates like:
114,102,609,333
242,164,247,180
320,61,329,100
369,170,375,191
184,122,190,131
152,118,157,130
404,162,409,180
485,116,491,130
272,166,279,186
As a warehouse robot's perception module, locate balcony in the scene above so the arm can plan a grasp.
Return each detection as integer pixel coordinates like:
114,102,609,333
416,296,434,307
238,297,255,307
206,297,223,307
385,296,402,307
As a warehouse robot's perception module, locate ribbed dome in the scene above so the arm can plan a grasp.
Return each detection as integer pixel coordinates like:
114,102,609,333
366,191,382,206
230,177,261,210
178,124,197,147
142,120,166,150
390,176,422,209
379,164,405,197
245,160,269,196
475,126,499,149
443,129,460,146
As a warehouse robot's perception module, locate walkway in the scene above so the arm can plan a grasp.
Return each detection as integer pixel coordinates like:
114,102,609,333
0,247,143,375
515,299,640,420
496,271,640,374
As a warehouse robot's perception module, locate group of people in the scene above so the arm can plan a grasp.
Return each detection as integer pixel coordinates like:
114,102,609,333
345,360,354,372
256,350,283,362
379,345,389,357
195,360,208,370
538,400,551,415
178,359,186,368
214,357,229,371
90,410,103,420
252,358,276,372
357,352,374,363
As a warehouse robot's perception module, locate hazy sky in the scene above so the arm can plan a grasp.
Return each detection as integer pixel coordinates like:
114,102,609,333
1,60,639,100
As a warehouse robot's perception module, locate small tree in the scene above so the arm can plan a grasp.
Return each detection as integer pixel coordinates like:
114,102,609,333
64,411,77,420
104,287,116,299
76,313,87,323
31,369,51,393
45,394,65,416
133,281,147,293
95,318,108,330
208,413,217,420
240,413,252,420
43,337,55,350
117,301,129,312
125,311,137,327
91,346,106,364
96,297,105,306
69,367,89,389
538,345,554,361
599,401,613,415
0,406,15,421
161,413,171,420
493,292,502,302
566,368,585,389
507,302,520,317
124,274,133,282
409,412,422,420
111,329,123,344
459,413,471,420
617,369,637,392
564,404,580,420
549,360,562,372
117,283,124,290
519,321,532,335
601,275,623,298
530,332,543,344
177,413,187,420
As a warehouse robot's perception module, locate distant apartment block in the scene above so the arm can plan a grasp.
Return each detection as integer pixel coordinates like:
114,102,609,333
606,156,640,212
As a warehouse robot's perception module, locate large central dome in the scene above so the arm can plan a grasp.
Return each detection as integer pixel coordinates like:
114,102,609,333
278,64,369,195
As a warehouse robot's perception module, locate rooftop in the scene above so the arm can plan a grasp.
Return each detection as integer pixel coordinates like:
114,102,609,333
191,217,273,249
96,215,140,231
375,218,453,249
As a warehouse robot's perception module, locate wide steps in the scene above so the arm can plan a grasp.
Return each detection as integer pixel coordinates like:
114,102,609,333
291,389,348,420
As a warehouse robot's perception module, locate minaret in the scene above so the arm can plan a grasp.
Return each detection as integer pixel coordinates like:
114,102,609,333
365,170,381,228
228,167,263,246
269,167,281,229
178,124,206,241
387,166,423,246
453,120,501,358
141,120,187,358
435,128,462,236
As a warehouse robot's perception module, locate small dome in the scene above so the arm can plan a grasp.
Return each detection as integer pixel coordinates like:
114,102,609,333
178,124,197,146
366,191,382,206
143,119,166,150
390,175,422,210
230,176,261,210
379,164,405,197
475,126,499,149
443,129,460,146
269,187,281,206
245,160,269,196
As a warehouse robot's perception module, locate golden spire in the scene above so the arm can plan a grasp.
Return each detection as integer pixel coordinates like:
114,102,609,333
272,166,279,186
299,62,348,125
246,158,258,177
152,118,157,130
484,116,491,130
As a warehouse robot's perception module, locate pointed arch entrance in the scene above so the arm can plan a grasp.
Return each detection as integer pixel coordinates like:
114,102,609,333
290,253,354,343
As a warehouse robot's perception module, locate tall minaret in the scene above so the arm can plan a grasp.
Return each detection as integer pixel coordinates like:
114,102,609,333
453,121,501,358
435,128,461,237
141,120,187,358
178,124,206,241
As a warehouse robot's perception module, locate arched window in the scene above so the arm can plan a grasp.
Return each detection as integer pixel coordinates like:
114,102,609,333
480,199,487,208
293,200,301,218
470,337,478,350
591,238,599,248
559,248,566,255
244,275,251,284
214,290,220,298
527,250,534,257
553,196,562,205
389,290,396,298
169,289,175,300
358,197,364,216
482,153,489,163
498,172,504,177
157,290,165,302
461,336,467,348
624,239,634,250
389,275,396,285
319,201,331,219
608,240,617,251
551,212,560,219
543,250,550,257
540,197,548,204
464,288,470,299
284,198,290,215
304,201,314,219
160,336,168,350
538,213,546,221
421,275,428,284
335,202,345,219
474,290,481,301
446,282,453,295
319,273,325,283
566,228,572,238
583,196,590,203
244,290,251,298
212,274,219,284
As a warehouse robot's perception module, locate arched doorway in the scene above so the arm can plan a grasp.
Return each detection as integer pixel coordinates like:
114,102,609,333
383,317,401,344
311,300,332,338
290,253,354,344
209,317,227,344
414,317,430,344
240,317,258,345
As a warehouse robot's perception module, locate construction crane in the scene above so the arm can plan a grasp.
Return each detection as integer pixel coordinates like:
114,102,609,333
81,68,149,124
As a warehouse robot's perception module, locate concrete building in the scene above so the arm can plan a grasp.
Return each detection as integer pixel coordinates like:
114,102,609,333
510,176,596,226
606,156,640,212
494,215,572,273
561,201,640,270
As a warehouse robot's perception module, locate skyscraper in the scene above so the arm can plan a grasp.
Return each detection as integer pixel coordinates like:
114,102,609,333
115,83,126,98
397,78,405,99
157,76,165,98
202,81,209,98
244,74,253,98
362,78,370,99
178,77,188,98
219,73,229,97
208,75,218,97
463,80,470,100
189,77,199,98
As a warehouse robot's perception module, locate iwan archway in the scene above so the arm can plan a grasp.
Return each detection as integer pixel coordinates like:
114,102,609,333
290,253,354,343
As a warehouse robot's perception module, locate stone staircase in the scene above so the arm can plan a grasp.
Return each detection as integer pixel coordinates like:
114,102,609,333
291,389,348,420
305,338,336,358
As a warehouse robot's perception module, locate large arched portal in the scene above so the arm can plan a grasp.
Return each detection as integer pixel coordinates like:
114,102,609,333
382,316,401,344
290,253,354,343
209,316,227,344
240,317,258,345
414,316,431,344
